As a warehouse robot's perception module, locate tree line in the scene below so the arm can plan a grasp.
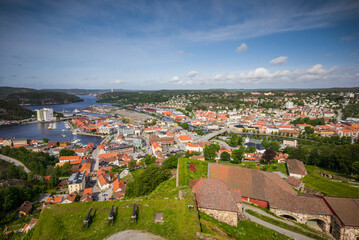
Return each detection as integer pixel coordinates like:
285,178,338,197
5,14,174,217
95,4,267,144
0,146,58,176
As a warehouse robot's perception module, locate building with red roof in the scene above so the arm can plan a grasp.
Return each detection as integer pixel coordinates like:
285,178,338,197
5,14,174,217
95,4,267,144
191,178,242,226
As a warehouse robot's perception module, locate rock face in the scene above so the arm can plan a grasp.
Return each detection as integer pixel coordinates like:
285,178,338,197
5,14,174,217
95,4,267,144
199,208,238,226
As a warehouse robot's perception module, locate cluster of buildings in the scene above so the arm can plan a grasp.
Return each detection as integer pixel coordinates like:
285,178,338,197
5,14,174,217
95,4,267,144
191,162,359,240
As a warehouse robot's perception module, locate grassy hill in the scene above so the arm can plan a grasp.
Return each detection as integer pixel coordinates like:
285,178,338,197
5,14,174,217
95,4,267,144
0,99,34,120
5,91,83,105
301,165,359,198
32,187,200,240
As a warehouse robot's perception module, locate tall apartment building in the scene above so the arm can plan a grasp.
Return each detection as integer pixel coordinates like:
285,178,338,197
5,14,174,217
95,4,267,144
36,108,54,122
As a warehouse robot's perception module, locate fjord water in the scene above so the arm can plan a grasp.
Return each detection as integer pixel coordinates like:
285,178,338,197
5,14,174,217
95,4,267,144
0,95,111,145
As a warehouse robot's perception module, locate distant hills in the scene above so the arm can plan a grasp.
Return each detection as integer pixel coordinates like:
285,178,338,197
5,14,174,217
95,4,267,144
0,87,83,105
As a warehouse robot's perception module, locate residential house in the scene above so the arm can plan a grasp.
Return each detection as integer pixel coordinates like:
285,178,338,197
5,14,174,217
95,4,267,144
18,201,32,217
286,159,308,179
68,172,86,193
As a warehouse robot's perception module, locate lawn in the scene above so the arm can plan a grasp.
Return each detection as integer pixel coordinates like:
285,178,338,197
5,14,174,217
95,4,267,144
218,161,288,176
301,171,359,198
32,198,200,240
199,212,292,240
177,158,208,187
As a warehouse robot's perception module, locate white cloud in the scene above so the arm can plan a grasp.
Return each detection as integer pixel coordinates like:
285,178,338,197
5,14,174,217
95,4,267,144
307,64,338,74
177,50,185,56
186,70,198,78
269,56,288,65
110,80,124,84
340,35,354,41
236,43,247,53
170,76,180,82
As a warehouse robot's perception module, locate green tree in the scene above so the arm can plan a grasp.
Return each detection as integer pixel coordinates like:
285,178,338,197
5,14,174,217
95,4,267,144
128,160,137,171
59,149,75,156
245,146,257,153
142,155,157,166
43,138,49,143
220,151,231,161
126,165,170,197
231,148,244,164
162,155,178,169
304,126,314,134
229,133,239,147
203,144,220,160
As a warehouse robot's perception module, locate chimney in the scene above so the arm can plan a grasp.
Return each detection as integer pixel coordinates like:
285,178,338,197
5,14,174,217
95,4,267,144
257,163,260,171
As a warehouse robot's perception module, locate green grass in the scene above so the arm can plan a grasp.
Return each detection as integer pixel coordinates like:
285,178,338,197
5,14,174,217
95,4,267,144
32,198,200,240
301,165,359,198
178,158,208,186
245,210,329,240
218,161,288,176
199,212,292,240
301,172,359,198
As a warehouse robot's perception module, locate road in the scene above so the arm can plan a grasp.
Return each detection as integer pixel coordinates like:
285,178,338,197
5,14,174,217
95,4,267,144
242,203,315,240
0,154,31,174
196,128,227,142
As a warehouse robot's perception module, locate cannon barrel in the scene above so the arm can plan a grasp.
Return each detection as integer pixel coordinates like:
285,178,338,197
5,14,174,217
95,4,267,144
109,205,114,217
85,208,92,221
132,204,136,215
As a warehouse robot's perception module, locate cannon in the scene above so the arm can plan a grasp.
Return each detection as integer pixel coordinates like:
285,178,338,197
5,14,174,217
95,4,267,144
131,204,137,223
108,205,114,225
82,208,92,229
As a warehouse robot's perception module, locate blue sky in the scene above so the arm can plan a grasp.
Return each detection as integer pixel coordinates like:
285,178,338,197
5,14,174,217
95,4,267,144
0,0,358,90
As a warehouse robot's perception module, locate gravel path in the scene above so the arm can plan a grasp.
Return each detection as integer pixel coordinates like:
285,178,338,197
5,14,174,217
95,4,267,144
104,230,166,240
244,212,314,240
243,203,297,227
0,154,30,173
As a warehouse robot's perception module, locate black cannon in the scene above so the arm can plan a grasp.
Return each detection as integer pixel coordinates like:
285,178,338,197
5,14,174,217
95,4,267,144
108,205,114,225
131,204,138,223
82,208,92,229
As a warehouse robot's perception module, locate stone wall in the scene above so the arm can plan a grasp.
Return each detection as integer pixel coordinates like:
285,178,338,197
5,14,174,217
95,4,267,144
341,226,359,240
199,208,238,226
270,208,331,232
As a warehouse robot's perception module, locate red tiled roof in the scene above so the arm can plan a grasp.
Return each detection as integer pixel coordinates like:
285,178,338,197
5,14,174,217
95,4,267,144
98,174,109,187
191,178,239,212
287,159,307,176
83,188,93,195
286,176,302,187
324,196,359,227
208,164,330,215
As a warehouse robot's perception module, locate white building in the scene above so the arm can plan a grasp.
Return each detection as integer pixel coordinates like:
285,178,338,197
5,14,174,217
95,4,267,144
68,172,86,193
285,101,294,109
36,108,54,122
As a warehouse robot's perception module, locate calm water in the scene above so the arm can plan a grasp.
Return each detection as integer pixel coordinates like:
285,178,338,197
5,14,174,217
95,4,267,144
24,95,111,112
0,95,110,146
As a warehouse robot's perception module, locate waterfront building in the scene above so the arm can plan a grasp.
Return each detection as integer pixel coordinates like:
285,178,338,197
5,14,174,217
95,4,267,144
36,108,54,122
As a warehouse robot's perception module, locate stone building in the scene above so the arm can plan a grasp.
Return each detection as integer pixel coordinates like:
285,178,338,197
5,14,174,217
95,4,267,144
286,159,308,179
324,196,359,240
190,178,242,226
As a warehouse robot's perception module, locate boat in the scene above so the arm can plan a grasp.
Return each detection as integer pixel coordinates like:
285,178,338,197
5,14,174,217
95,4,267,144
71,139,81,144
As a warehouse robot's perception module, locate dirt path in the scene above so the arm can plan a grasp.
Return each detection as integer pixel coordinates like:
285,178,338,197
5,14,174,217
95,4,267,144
104,230,166,240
